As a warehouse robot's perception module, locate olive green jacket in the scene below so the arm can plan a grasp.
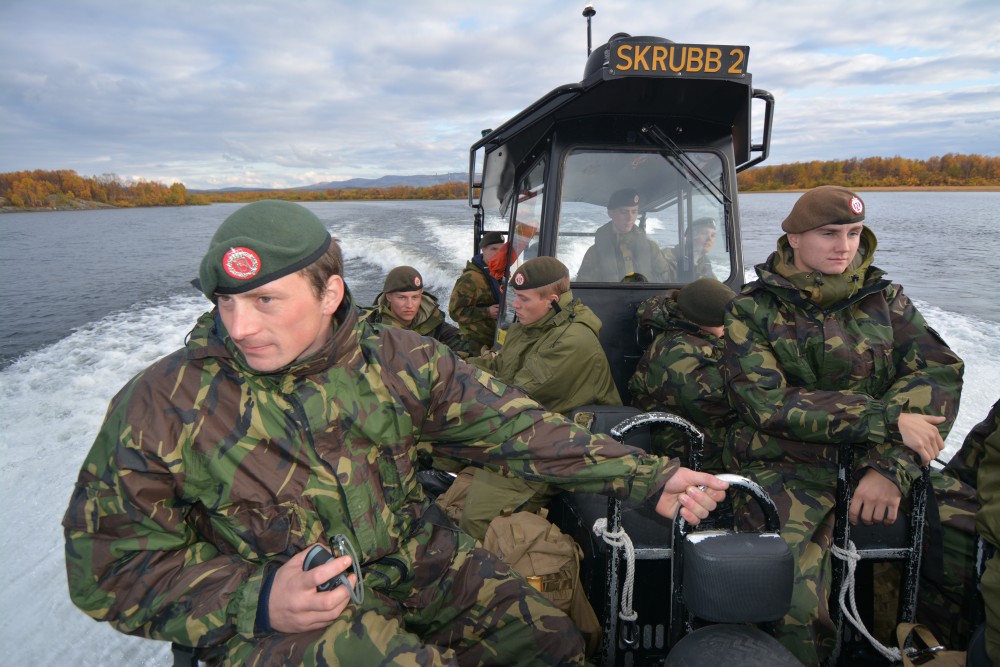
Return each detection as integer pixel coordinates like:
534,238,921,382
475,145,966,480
63,295,674,649
469,290,621,415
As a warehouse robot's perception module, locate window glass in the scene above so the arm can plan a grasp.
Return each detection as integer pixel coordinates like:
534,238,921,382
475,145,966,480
495,158,545,343
556,149,730,285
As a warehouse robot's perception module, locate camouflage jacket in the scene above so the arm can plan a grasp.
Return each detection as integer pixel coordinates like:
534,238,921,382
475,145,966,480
63,298,675,648
468,290,622,415
364,290,475,356
973,398,1000,548
722,235,964,496
627,293,734,470
448,255,501,350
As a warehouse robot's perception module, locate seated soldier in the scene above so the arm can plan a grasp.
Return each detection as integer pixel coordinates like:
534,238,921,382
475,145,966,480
975,397,1000,665
448,231,506,351
627,278,736,471
576,188,671,282
443,256,622,540
662,216,719,281
364,265,475,357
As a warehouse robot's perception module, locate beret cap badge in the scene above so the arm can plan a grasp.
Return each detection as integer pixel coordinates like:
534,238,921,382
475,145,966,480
222,247,261,280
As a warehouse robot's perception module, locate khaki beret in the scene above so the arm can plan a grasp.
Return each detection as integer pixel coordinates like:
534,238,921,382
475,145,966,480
677,278,736,327
510,256,568,290
383,266,423,293
781,185,865,233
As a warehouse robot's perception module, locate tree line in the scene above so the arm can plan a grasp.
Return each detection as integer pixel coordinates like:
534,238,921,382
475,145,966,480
737,153,1000,190
2,154,998,211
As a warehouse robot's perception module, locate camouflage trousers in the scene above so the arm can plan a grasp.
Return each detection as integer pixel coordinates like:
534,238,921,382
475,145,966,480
213,517,585,666
915,468,979,650
733,462,839,667
983,549,1000,665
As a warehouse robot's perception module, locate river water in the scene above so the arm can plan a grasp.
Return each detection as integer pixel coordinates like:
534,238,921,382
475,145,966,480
0,193,997,664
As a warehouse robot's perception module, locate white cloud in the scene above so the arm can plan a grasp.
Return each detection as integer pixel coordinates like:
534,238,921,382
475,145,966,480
1,0,998,189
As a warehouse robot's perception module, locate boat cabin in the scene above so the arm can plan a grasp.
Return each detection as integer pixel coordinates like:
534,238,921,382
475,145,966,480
468,33,773,401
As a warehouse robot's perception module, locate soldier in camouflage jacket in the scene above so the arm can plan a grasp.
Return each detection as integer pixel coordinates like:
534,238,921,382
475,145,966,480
721,187,963,667
448,231,505,351
364,265,476,358
63,201,727,666
627,279,736,471
975,398,1000,664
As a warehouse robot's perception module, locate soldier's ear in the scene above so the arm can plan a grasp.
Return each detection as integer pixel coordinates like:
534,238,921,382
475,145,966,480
321,275,345,316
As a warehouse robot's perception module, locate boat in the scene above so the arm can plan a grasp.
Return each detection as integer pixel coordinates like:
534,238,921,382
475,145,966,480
462,10,985,667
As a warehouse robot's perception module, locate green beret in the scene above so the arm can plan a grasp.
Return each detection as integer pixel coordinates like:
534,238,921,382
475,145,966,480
677,278,736,327
510,256,568,290
690,217,717,231
781,185,865,233
607,188,640,210
480,231,506,248
198,200,331,300
383,266,423,293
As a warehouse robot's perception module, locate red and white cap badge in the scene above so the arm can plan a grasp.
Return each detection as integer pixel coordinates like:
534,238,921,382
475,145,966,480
850,196,864,215
222,247,261,280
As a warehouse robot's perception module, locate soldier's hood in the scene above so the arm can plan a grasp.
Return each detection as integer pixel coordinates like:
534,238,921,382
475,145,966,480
185,285,362,378
526,290,602,336
755,227,884,289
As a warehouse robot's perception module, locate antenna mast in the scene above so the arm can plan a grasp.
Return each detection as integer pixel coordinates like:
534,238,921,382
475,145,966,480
582,4,596,56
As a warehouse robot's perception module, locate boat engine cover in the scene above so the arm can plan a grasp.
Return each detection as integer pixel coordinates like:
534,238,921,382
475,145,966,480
682,530,792,623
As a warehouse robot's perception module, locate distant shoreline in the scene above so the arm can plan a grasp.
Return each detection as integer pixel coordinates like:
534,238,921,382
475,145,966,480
3,185,999,214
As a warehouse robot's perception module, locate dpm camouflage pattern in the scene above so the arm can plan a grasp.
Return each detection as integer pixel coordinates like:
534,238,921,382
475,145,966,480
627,292,734,470
63,298,677,664
721,235,964,667
448,257,501,350
364,290,477,357
972,398,1000,665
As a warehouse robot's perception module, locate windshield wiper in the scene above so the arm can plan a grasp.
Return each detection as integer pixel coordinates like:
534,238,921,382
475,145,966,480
641,123,731,207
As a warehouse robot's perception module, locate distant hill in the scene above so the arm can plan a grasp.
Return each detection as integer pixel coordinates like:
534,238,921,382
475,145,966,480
196,172,467,194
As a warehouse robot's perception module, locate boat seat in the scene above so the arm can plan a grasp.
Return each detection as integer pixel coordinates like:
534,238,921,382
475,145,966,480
826,442,931,666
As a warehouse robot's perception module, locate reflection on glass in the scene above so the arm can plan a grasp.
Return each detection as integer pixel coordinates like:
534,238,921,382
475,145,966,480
556,149,731,285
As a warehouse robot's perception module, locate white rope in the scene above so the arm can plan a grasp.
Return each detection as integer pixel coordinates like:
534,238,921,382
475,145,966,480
830,540,902,662
592,518,638,623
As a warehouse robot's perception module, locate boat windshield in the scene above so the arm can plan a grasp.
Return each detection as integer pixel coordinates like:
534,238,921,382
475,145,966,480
555,148,731,285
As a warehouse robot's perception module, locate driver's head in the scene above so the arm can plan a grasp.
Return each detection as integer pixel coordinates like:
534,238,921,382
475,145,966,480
607,188,640,233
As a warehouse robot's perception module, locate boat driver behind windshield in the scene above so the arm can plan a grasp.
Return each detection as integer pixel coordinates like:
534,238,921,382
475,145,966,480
576,188,672,282
62,200,728,666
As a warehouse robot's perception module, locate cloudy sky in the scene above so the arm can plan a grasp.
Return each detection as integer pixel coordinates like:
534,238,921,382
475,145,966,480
2,0,998,190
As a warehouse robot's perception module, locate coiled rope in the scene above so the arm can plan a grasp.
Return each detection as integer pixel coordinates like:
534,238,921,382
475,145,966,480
830,539,902,662
592,518,638,623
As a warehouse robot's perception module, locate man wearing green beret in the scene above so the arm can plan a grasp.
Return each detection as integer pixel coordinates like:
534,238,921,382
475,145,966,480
62,200,728,666
577,188,672,282
448,231,506,351
446,257,622,541
720,185,964,666
628,278,736,471
364,265,475,357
